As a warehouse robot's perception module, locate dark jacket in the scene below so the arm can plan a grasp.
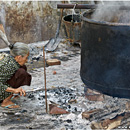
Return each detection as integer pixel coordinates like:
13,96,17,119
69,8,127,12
0,53,20,101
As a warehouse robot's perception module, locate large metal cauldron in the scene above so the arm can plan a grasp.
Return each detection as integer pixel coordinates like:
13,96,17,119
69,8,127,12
80,10,130,98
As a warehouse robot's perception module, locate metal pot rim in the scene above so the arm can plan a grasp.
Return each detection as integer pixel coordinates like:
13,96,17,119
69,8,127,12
81,9,130,26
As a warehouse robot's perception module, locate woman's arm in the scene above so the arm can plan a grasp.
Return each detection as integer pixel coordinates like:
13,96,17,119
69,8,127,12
6,87,26,96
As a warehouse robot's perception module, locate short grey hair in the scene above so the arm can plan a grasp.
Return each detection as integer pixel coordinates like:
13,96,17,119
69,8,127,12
10,42,29,57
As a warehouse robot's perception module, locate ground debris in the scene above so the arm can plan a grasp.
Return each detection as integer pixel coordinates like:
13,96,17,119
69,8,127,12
91,112,130,130
85,94,104,101
82,108,102,119
68,99,77,104
49,104,69,115
0,40,130,130
82,105,124,122
126,101,130,111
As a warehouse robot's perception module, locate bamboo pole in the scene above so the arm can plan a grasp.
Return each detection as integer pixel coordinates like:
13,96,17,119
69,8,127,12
43,46,47,113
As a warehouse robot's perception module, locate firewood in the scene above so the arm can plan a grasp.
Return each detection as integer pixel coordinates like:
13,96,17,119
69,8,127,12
82,109,102,119
91,112,130,130
82,105,121,121
85,94,104,101
126,101,130,111
85,88,104,101
46,59,61,66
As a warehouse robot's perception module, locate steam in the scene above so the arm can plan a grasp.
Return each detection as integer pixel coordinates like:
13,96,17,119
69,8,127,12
91,1,130,23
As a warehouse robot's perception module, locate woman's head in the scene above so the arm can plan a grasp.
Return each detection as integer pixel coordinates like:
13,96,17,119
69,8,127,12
10,42,29,66
10,42,29,57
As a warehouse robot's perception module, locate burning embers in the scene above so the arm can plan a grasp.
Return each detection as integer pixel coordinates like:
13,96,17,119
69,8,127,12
26,87,130,129
27,87,84,113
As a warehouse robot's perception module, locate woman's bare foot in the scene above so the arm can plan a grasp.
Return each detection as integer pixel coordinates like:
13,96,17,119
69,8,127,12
1,95,20,108
1,100,20,108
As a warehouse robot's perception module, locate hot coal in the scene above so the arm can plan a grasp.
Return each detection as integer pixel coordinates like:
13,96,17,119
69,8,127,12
20,109,28,113
32,57,40,61
66,119,72,123
27,94,34,98
25,87,83,114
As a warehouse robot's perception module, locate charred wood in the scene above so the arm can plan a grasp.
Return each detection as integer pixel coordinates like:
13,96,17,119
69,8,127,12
91,112,130,130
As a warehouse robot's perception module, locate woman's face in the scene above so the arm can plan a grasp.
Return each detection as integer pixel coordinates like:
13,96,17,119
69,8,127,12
15,52,29,66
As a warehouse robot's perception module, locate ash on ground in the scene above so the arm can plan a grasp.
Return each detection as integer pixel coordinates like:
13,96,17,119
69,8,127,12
0,40,129,130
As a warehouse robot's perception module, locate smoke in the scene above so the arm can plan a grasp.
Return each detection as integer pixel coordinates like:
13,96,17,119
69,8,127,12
91,1,130,23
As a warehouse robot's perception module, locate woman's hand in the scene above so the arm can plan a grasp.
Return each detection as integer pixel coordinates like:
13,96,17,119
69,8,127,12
13,88,26,96
6,87,26,96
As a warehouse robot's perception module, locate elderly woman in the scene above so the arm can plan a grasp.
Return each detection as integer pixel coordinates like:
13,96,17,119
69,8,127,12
0,29,31,108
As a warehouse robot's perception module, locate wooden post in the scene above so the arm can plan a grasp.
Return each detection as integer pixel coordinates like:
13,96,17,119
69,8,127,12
43,46,47,113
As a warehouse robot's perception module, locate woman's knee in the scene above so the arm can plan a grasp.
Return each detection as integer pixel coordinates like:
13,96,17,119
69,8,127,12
16,68,31,85
7,67,31,88
15,68,27,78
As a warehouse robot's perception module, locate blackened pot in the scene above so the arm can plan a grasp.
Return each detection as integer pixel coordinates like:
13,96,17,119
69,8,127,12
80,10,130,98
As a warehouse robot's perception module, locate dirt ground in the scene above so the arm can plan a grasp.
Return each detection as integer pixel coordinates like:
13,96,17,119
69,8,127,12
0,40,129,130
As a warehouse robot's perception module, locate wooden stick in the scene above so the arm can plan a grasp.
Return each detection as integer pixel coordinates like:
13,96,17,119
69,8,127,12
43,46,47,113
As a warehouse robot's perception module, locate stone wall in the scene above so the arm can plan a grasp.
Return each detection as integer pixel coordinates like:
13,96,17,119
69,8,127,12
0,1,65,48
0,1,91,48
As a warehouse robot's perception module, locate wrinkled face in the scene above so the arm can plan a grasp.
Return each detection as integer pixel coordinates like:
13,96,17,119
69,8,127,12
15,52,29,66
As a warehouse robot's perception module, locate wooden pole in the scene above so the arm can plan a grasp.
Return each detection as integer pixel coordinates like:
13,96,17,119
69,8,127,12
43,46,48,113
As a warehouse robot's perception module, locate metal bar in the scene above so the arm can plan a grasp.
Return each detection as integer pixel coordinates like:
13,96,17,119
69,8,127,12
57,4,130,10
43,46,47,113
57,4,97,9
